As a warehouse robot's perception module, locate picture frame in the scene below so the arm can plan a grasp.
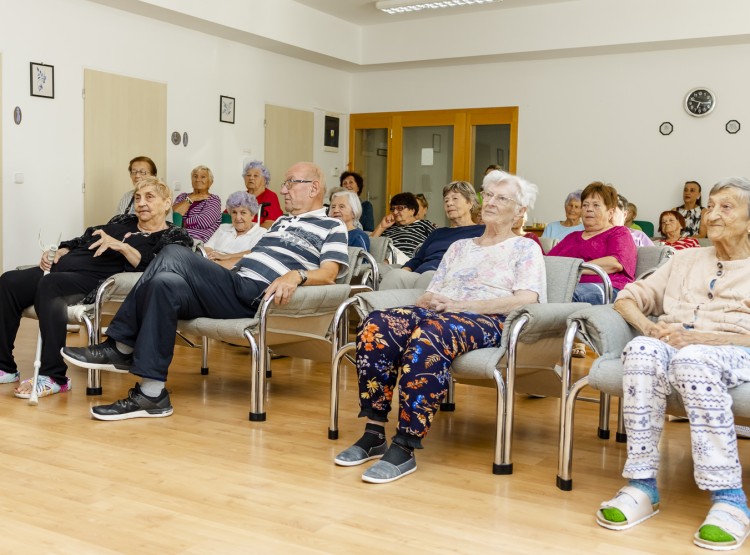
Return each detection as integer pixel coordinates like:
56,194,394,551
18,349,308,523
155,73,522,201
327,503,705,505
220,95,235,124
30,62,54,99
496,148,505,167
324,114,340,152
432,134,441,153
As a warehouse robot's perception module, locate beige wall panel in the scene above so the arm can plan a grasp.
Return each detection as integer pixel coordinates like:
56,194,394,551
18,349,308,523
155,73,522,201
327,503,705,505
264,104,314,198
84,70,166,228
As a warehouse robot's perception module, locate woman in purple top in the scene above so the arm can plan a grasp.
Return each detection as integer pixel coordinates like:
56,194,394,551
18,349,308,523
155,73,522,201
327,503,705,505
172,165,222,243
548,182,637,305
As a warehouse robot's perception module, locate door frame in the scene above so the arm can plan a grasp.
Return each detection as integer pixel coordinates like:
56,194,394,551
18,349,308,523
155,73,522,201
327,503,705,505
349,107,518,206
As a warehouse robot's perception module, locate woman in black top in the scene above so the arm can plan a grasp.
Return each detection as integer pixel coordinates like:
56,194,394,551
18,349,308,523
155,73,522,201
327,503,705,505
0,177,192,398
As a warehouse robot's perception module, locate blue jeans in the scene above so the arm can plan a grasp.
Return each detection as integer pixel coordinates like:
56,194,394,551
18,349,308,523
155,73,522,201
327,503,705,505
572,283,620,305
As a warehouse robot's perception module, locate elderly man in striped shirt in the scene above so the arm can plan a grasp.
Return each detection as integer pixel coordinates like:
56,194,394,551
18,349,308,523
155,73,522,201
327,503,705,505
63,162,349,420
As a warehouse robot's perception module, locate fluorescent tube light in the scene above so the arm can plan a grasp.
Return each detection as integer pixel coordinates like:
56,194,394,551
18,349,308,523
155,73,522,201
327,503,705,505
376,0,501,15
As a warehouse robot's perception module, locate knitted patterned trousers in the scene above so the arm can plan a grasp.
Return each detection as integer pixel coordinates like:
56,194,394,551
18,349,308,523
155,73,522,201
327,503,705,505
622,336,750,491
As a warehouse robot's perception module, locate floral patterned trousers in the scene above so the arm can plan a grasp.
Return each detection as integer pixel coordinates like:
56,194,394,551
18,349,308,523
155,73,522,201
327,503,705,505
356,306,505,447
622,336,750,490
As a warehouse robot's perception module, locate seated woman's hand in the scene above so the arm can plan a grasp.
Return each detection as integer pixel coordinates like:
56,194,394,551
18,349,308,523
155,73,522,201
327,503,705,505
647,321,686,346
40,247,70,271
429,293,464,313
375,214,396,233
90,229,125,257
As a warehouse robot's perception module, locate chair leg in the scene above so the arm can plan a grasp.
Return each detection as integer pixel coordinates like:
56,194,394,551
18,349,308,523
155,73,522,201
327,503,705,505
329,345,355,440
557,376,589,491
557,320,581,491
200,336,209,375
598,392,611,439
493,369,510,475
440,378,456,411
82,315,102,396
87,369,103,396
246,330,265,422
616,398,627,443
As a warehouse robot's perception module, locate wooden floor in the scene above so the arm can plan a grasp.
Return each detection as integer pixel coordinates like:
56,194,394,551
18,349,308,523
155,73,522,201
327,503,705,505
0,320,743,554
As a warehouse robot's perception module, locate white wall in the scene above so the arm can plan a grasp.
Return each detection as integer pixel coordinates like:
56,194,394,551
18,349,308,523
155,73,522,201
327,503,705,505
351,43,750,227
0,0,351,268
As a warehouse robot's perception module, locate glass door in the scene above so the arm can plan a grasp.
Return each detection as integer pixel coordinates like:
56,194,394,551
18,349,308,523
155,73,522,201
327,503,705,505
402,125,454,227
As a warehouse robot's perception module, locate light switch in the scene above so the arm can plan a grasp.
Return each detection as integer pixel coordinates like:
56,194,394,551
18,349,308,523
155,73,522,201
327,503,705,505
14,173,24,184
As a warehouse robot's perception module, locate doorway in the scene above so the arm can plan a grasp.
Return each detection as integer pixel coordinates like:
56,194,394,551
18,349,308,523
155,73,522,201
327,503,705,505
83,69,166,228
350,107,518,221
264,104,314,195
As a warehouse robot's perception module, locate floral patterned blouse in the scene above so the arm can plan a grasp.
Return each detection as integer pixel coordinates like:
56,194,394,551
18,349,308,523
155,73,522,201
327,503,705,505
426,235,547,304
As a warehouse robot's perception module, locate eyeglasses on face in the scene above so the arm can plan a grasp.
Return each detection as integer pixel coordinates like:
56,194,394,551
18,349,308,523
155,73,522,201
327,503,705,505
391,205,408,212
483,192,516,205
129,169,150,177
280,179,314,190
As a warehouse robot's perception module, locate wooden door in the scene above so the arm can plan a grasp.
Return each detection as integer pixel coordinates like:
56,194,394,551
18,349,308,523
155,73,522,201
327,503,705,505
264,104,314,197
83,70,166,227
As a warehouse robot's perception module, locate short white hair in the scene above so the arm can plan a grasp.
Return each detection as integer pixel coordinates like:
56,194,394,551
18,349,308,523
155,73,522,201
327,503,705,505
329,187,362,221
482,170,539,209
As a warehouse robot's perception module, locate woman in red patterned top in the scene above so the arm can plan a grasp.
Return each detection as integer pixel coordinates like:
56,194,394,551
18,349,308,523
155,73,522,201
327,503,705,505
657,210,700,250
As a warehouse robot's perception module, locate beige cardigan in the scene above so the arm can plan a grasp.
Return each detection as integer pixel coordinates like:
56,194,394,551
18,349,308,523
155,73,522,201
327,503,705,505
617,247,750,335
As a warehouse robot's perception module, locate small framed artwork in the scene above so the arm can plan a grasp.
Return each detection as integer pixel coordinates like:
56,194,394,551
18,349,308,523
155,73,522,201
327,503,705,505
496,148,504,167
324,114,340,152
376,148,388,157
30,62,54,99
220,95,235,124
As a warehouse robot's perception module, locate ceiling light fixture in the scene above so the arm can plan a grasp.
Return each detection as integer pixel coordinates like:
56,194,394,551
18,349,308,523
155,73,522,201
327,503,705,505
376,0,501,15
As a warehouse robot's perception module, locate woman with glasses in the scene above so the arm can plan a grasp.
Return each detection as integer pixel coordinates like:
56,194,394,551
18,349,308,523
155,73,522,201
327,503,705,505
371,192,436,264
0,177,192,398
173,165,222,243
334,171,545,483
548,182,637,305
242,160,282,229
116,156,157,215
597,177,750,551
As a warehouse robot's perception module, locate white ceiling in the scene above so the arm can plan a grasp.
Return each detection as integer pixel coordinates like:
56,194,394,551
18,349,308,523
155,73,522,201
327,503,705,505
293,0,574,26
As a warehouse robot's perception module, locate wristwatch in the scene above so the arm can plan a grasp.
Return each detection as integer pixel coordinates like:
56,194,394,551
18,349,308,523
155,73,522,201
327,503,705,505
297,269,308,285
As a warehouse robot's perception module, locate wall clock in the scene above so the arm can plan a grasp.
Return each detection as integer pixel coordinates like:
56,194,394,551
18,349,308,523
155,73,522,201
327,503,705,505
684,88,715,117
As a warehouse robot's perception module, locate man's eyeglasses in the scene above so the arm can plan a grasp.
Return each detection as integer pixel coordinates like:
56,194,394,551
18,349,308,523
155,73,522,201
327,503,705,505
391,205,408,212
129,169,150,177
280,179,314,190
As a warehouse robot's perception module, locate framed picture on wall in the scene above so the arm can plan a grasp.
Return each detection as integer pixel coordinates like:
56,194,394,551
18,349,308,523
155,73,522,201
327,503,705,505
220,95,235,124
324,114,340,152
30,62,54,98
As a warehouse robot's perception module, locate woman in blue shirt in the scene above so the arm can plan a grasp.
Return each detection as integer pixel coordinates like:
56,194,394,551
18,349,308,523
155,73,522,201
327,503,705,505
329,188,370,251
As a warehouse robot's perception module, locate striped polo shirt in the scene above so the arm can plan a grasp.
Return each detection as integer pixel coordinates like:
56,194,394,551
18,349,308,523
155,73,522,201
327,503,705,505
236,208,349,284
382,219,436,258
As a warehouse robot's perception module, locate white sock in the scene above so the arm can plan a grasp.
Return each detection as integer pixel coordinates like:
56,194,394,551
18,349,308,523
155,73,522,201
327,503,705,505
115,341,134,355
140,378,164,397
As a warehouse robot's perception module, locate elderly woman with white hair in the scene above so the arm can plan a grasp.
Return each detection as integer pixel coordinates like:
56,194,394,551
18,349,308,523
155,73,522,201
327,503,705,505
334,170,546,483
204,191,267,269
173,165,222,243
242,160,282,229
328,187,370,250
597,177,750,551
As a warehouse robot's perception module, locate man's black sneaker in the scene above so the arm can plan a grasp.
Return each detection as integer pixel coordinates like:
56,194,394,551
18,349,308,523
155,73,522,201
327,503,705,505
91,383,173,421
61,339,133,372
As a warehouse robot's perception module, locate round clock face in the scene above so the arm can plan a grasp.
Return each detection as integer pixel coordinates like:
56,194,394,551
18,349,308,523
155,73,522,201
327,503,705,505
684,88,715,117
